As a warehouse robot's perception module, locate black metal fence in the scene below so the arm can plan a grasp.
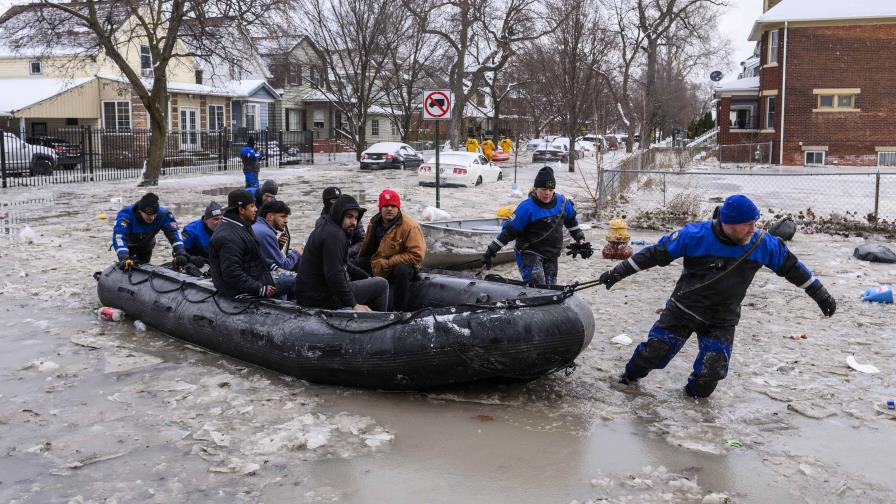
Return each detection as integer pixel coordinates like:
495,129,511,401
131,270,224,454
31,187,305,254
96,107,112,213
0,127,314,189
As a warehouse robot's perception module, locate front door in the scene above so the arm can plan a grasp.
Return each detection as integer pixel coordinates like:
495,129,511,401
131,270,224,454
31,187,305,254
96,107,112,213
180,108,199,150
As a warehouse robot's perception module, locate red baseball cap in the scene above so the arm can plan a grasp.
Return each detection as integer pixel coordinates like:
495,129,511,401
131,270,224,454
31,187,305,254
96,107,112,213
378,189,401,209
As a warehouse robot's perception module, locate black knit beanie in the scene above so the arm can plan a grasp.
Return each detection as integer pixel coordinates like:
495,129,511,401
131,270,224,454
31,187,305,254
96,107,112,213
534,167,556,189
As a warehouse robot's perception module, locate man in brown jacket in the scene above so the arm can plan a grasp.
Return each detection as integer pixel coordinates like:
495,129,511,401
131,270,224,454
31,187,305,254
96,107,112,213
355,189,426,311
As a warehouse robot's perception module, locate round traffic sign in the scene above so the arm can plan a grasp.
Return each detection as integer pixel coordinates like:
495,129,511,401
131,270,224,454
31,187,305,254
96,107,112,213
424,91,451,119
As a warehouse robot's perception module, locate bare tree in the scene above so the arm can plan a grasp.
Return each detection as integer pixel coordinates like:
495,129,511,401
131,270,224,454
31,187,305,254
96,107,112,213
295,0,403,159
407,0,564,146
482,68,529,143
0,0,284,185
636,0,726,148
597,0,645,153
381,16,440,143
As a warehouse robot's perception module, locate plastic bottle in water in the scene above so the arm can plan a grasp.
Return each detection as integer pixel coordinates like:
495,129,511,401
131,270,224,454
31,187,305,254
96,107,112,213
98,307,125,321
862,285,893,304
631,239,646,245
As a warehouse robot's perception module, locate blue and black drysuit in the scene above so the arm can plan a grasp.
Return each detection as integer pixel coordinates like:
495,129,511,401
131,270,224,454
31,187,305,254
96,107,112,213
182,218,214,258
240,145,262,188
112,205,185,263
488,192,585,284
612,219,826,398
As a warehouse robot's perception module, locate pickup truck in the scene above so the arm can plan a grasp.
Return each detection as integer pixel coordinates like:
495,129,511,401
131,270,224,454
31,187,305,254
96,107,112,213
2,131,57,176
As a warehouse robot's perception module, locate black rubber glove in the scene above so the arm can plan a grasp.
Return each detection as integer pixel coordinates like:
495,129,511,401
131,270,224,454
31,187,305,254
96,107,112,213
481,242,501,269
190,255,208,268
172,248,189,268
566,241,594,259
182,263,204,278
806,281,836,317
599,260,635,290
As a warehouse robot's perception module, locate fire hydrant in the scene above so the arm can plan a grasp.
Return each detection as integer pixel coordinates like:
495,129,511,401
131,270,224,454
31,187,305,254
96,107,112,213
602,218,633,259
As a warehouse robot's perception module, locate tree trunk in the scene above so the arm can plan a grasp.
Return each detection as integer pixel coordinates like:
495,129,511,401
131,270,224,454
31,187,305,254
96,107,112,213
642,37,658,149
141,79,169,184
355,112,366,161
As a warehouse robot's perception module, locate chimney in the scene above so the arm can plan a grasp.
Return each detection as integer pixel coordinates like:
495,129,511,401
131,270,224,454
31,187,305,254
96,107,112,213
764,0,784,12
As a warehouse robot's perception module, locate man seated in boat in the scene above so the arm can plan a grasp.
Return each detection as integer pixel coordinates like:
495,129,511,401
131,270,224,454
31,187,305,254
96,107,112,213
252,200,303,273
179,201,223,275
208,189,295,300
481,167,592,285
296,195,389,312
316,186,365,258
354,190,426,311
112,192,189,272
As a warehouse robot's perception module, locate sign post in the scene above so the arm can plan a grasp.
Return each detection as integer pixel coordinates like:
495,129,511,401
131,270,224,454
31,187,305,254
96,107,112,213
422,90,452,209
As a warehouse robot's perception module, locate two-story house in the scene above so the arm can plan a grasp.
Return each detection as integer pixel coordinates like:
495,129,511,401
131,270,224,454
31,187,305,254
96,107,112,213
716,0,896,166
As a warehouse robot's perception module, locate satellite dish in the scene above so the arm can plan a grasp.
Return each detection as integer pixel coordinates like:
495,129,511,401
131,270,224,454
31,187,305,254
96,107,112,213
710,70,723,82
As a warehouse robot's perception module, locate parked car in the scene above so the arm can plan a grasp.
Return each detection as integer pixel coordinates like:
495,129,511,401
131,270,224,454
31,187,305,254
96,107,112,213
603,135,619,151
3,132,56,176
490,149,510,162
526,139,550,151
27,136,83,169
418,152,503,187
533,146,571,163
579,135,608,152
550,137,589,157
360,142,424,170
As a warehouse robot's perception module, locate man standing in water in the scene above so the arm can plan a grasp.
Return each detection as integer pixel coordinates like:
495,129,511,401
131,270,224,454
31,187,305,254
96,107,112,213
601,194,836,398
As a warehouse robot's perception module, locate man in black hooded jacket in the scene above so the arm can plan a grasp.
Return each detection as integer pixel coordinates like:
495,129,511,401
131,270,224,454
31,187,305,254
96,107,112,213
208,189,284,298
316,186,365,257
296,195,388,311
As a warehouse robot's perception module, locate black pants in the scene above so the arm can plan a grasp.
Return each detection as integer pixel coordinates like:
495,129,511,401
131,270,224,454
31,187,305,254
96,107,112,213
296,277,389,312
128,240,156,264
353,257,417,311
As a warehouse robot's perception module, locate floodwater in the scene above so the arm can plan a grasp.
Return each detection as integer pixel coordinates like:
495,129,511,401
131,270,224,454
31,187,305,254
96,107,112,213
1,156,895,503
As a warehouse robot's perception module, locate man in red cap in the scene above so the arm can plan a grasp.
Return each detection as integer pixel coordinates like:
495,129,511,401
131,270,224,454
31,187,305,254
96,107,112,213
356,189,426,311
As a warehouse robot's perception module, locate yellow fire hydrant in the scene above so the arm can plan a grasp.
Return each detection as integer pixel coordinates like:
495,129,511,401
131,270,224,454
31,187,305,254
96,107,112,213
602,218,633,259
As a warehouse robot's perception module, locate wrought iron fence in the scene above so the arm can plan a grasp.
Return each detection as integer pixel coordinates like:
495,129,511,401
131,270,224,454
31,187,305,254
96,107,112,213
0,127,314,189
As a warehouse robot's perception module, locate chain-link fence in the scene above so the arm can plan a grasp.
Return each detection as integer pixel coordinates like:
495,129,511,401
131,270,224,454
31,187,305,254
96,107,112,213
593,149,896,225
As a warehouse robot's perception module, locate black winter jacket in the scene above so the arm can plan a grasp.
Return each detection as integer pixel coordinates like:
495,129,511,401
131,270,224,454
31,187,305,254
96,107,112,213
297,196,369,307
208,210,276,297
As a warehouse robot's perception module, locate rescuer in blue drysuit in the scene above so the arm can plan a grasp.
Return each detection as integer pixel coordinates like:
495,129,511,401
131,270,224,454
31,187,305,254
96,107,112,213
240,137,263,188
602,194,837,398
182,201,222,260
112,192,188,271
481,166,592,285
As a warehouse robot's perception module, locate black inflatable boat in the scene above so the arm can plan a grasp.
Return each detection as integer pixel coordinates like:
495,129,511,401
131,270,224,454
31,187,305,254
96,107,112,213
95,264,595,390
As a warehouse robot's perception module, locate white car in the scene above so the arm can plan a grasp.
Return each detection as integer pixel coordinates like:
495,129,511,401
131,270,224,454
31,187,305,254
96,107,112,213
551,137,593,156
2,132,57,176
417,152,503,187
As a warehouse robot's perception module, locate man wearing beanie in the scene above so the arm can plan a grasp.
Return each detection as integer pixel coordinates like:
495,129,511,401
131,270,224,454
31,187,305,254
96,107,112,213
355,189,426,311
182,201,223,261
296,195,389,311
316,186,365,257
249,179,279,209
208,189,283,299
602,194,836,399
112,192,188,270
482,166,592,285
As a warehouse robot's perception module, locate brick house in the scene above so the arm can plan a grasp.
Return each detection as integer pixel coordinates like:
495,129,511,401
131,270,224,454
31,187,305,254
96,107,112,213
715,0,896,166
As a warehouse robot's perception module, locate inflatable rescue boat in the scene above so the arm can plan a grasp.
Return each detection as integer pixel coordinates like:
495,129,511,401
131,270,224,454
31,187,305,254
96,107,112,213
95,264,595,390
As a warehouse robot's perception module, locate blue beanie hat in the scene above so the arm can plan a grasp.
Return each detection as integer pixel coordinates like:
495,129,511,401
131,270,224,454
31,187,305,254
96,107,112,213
719,194,760,224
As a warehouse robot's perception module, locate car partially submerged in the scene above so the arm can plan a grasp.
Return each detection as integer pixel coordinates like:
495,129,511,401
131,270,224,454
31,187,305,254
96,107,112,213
418,152,503,187
360,142,423,170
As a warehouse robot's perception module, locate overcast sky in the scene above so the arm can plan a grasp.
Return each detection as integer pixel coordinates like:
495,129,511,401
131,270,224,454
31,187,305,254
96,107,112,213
0,0,762,77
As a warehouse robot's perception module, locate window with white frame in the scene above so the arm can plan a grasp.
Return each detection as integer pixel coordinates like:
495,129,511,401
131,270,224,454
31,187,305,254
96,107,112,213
287,109,301,131
768,30,779,64
391,121,399,136
765,96,776,129
371,119,379,136
879,151,896,167
102,101,131,132
288,63,302,85
804,151,825,166
244,103,258,130
29,60,42,75
313,109,324,128
208,105,225,131
140,45,152,69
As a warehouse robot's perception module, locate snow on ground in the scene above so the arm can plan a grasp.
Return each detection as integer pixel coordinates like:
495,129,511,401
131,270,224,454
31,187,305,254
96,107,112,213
0,150,894,503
